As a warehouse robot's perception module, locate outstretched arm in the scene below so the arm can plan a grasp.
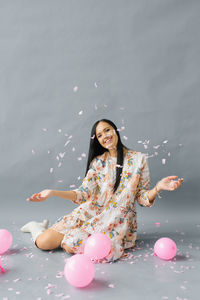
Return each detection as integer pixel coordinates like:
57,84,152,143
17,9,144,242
148,176,183,202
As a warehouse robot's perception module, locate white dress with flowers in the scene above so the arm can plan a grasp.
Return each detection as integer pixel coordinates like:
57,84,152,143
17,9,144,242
50,150,155,262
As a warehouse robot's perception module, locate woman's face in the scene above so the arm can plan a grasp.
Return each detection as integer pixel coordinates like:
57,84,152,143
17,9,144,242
96,122,118,150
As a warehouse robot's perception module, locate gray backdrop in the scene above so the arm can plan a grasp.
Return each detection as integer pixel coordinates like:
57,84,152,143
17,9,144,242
0,0,200,225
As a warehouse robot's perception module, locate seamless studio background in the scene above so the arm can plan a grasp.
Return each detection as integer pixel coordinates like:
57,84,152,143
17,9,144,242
0,1,200,299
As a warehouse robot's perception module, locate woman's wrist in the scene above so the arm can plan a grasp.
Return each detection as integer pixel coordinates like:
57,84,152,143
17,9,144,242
155,182,162,193
155,182,162,198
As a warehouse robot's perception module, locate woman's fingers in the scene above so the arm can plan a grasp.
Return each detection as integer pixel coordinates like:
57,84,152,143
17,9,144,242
27,193,41,201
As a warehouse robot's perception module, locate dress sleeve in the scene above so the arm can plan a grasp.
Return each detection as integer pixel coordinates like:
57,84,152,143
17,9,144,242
71,158,99,205
135,153,155,207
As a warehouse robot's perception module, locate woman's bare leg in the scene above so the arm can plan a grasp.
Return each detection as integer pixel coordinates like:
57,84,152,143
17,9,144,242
35,228,64,250
35,228,75,253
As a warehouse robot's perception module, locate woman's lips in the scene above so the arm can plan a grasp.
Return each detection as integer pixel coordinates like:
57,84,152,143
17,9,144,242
104,137,112,144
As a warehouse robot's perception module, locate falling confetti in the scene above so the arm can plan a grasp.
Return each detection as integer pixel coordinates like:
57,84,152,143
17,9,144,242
163,140,168,144
32,149,35,155
123,136,128,140
73,86,78,92
42,128,47,132
50,168,54,173
78,110,83,115
94,82,98,88
162,158,166,165
64,140,70,147
59,152,66,158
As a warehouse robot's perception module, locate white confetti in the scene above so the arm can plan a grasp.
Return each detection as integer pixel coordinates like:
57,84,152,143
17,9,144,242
47,289,53,295
70,185,76,188
77,157,82,161
168,152,171,156
13,278,21,282
81,153,86,157
73,86,78,92
94,104,98,110
72,147,75,151
163,140,168,144
64,140,70,147
59,152,66,158
58,129,62,133
123,136,128,140
32,149,35,154
162,159,166,165
153,145,160,149
91,134,95,139
94,82,98,88
108,284,115,288
78,110,83,115
50,168,54,173
42,128,47,132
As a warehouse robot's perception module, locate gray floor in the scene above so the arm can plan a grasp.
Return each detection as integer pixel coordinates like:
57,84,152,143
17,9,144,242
0,212,199,300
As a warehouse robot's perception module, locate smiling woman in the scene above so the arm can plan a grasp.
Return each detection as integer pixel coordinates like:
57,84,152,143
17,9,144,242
21,118,183,263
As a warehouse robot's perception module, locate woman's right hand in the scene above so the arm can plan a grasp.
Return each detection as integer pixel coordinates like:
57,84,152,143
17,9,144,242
27,189,53,202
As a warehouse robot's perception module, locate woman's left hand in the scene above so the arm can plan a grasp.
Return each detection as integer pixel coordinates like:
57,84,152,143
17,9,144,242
157,176,183,192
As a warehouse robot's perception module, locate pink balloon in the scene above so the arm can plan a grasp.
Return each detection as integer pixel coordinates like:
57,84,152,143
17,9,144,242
64,254,95,288
84,233,111,260
154,237,177,260
0,229,12,254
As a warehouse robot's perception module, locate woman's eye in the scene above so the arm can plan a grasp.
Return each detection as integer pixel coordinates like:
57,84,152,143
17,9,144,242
106,129,110,132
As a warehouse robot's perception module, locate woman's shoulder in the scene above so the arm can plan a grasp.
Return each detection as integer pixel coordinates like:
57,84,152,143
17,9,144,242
126,149,146,161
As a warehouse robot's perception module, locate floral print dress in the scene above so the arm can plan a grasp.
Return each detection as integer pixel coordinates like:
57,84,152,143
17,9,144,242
50,150,156,262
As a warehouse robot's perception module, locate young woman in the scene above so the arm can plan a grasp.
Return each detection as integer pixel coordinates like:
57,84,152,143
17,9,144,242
21,119,183,263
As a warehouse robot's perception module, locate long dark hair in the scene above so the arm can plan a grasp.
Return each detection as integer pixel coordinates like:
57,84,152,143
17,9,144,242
85,119,130,193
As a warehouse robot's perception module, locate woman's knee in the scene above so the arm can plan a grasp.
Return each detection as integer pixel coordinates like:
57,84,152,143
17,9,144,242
35,229,64,250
